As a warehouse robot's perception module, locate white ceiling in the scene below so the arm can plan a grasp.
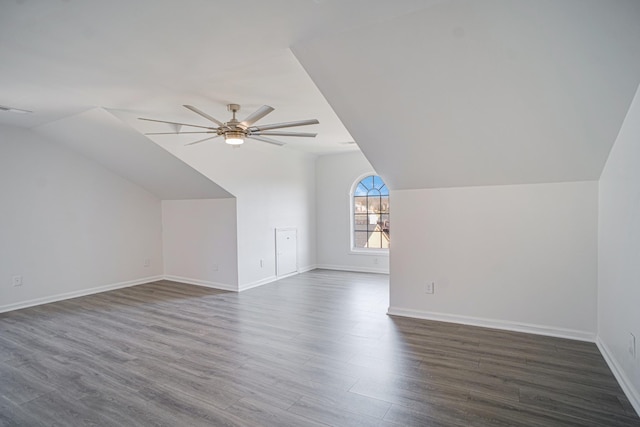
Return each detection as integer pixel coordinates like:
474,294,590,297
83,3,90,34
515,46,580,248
0,0,435,154
294,0,640,188
2,0,639,190
34,108,233,200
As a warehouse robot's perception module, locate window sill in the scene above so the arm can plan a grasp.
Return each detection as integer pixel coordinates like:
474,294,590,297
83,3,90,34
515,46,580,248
349,249,389,256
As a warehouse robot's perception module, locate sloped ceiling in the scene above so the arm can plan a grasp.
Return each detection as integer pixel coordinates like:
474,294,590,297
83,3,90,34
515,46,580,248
0,0,435,154
35,108,233,200
2,1,639,192
294,0,640,189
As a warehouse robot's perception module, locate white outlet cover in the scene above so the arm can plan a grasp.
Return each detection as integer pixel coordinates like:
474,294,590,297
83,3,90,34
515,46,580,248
425,282,434,294
629,333,636,358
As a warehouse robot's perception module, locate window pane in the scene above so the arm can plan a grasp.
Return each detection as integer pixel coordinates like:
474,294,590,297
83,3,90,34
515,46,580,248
355,183,368,196
371,175,379,189
354,196,367,213
362,176,375,189
354,232,368,248
368,198,381,214
380,185,389,196
380,196,389,213
380,214,390,232
367,231,384,248
370,231,389,248
381,232,390,248
354,214,368,231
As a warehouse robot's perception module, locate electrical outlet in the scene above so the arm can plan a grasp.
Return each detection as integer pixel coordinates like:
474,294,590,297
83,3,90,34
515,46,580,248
212,264,219,272
425,281,434,294
144,258,151,267
629,333,636,359
12,275,23,287
260,259,264,268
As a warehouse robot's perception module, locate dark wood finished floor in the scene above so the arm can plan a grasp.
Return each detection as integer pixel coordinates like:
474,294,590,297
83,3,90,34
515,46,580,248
1,270,638,426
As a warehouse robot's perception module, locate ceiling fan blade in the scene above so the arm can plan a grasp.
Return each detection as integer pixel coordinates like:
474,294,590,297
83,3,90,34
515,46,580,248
247,136,285,146
184,135,222,146
139,117,216,130
241,105,274,127
183,105,225,127
252,131,317,137
145,131,217,135
249,119,319,132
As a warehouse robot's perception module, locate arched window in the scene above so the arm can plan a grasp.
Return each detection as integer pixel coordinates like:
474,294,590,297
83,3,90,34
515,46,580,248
352,175,389,250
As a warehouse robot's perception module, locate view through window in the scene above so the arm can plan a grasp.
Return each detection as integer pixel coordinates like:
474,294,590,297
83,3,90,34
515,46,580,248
353,175,389,249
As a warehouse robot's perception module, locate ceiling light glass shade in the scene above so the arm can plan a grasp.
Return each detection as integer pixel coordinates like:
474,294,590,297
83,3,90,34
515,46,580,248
225,137,244,145
225,131,244,145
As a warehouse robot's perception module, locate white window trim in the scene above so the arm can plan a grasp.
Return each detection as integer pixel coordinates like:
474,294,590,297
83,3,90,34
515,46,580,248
349,172,389,255
351,248,390,256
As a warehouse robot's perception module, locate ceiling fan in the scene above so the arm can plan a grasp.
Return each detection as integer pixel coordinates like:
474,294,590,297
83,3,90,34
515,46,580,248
139,103,319,147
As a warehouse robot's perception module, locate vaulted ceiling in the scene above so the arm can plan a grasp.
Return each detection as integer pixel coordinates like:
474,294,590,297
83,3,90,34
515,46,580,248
34,108,233,200
294,0,640,189
2,0,639,191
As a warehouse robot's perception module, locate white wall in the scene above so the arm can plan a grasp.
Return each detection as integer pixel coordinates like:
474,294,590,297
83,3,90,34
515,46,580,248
316,151,389,273
167,142,317,290
0,125,163,312
162,199,238,290
598,84,640,413
389,181,598,339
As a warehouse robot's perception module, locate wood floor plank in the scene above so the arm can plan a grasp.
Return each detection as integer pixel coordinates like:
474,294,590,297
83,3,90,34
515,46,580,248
383,402,469,427
282,384,392,419
462,392,590,427
287,395,387,427
135,386,251,427
20,391,122,427
0,362,56,405
225,397,327,427
518,385,640,426
0,395,48,427
0,269,638,426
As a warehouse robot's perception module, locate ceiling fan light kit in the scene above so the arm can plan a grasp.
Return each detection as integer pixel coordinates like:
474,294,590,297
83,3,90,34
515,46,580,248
139,103,319,147
224,130,245,145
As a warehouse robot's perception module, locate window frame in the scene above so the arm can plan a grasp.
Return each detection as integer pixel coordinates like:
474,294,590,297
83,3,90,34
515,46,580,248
349,173,390,255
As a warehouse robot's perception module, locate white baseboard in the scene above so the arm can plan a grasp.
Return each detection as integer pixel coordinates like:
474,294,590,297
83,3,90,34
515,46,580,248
0,275,164,314
0,267,326,313
316,264,389,275
596,337,640,417
298,264,317,274
237,265,317,291
0,269,315,312
387,306,596,342
238,275,278,292
163,275,236,292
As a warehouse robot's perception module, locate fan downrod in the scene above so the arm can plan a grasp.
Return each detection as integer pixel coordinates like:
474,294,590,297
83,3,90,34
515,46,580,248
227,104,240,116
